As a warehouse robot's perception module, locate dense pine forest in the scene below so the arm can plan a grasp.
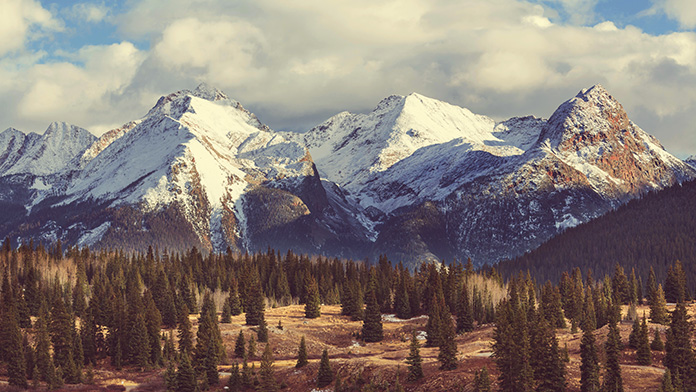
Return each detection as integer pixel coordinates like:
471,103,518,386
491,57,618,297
0,236,692,391
497,179,696,286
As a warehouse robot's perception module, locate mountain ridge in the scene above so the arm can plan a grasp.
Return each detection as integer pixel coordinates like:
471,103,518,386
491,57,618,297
0,84,693,269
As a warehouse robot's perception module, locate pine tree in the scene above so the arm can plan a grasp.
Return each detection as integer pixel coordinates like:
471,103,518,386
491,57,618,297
245,269,265,326
221,300,232,323
493,293,534,392
474,367,491,392
195,292,225,374
651,328,664,351
531,316,566,392
425,293,443,347
316,348,333,388
175,352,197,392
457,283,474,333
6,300,27,388
203,338,219,387
144,291,164,367
304,276,321,319
394,274,411,319
437,309,458,370
662,369,675,392
247,335,257,359
636,316,651,366
602,318,624,392
665,302,694,384
259,343,278,392
405,330,423,381
228,281,242,316
257,317,269,343
50,295,80,383
362,278,383,343
650,284,668,324
628,317,640,349
296,336,308,368
227,362,241,392
35,303,54,382
177,305,194,358
234,330,246,358
647,267,658,306
580,326,600,392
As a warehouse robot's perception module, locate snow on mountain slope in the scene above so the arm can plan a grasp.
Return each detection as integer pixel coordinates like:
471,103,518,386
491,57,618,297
686,155,696,169
0,123,95,177
296,93,538,195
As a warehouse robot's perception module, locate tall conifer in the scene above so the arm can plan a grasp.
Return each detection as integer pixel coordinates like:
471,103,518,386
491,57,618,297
405,330,423,381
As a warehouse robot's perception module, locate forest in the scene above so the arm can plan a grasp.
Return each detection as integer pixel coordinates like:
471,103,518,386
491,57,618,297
0,237,691,391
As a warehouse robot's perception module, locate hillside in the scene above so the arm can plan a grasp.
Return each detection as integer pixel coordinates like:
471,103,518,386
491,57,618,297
497,179,696,285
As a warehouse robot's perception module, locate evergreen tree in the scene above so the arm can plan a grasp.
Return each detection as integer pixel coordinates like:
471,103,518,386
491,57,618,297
296,336,308,368
647,267,658,306
457,283,474,333
628,317,640,349
304,276,321,319
234,330,246,358
203,338,219,388
35,303,55,382
195,292,224,374
662,369,675,392
394,274,411,320
437,309,458,370
259,343,278,392
228,282,243,316
602,318,624,392
474,367,491,392
425,293,443,347
492,292,533,392
247,335,257,359
50,295,80,383
245,269,265,326
175,352,197,392
144,291,164,367
580,325,600,392
257,317,269,343
316,348,333,388
652,328,664,351
405,330,423,381
636,316,651,366
221,300,232,323
650,284,668,325
531,316,566,392
227,363,241,392
81,306,98,365
6,300,27,388
24,334,35,382
665,302,694,385
177,305,194,358
362,278,383,343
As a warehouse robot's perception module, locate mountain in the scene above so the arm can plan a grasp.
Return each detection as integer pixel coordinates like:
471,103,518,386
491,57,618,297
0,84,370,256
496,179,696,285
687,155,696,169
0,84,693,269
300,85,696,266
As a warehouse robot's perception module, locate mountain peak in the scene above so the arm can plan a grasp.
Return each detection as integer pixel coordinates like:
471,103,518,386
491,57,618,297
192,82,228,101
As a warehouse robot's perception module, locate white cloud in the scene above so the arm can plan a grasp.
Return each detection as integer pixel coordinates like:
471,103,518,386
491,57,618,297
0,0,62,56
661,0,696,29
1,0,696,156
69,2,110,23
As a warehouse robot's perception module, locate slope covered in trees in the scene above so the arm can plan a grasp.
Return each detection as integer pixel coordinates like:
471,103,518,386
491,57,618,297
498,179,696,286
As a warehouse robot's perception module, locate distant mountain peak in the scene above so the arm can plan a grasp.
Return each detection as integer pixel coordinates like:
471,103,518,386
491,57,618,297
192,82,229,101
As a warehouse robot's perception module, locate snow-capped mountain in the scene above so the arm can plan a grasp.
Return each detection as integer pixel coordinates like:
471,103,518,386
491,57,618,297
0,122,96,177
0,84,693,268
0,84,370,256
687,155,696,169
301,85,696,266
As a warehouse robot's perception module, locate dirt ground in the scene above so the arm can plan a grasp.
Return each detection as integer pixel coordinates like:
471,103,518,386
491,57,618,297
1,303,677,391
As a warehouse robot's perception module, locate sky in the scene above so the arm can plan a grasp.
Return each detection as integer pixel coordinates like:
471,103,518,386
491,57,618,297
1,0,695,158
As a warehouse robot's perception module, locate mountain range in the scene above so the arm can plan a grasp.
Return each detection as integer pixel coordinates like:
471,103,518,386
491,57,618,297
0,83,693,269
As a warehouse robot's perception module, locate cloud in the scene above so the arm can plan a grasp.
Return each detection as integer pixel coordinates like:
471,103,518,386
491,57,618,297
540,0,599,25
2,0,696,157
3,42,145,132
68,2,110,23
0,0,62,56
660,0,696,29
